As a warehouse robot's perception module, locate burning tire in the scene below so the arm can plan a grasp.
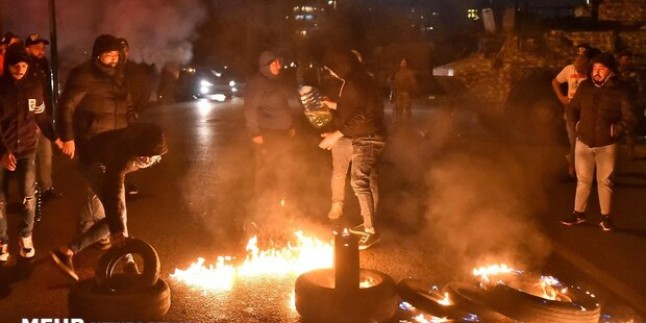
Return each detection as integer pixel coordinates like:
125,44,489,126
396,278,469,319
445,282,511,322
481,274,601,323
95,238,160,291
295,268,398,323
68,274,171,321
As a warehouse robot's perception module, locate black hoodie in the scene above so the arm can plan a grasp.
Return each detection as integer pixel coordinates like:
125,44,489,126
322,49,385,138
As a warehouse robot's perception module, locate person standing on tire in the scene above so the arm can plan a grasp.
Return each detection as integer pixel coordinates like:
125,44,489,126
561,52,636,231
50,123,168,280
551,44,599,178
319,49,386,250
0,44,63,262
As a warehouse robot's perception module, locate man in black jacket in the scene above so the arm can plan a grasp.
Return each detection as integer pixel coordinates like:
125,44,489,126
57,34,137,246
0,44,62,262
561,53,636,231
50,123,167,280
320,49,386,250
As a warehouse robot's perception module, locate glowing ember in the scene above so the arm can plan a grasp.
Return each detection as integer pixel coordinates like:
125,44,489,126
437,292,452,306
399,302,451,323
171,231,334,292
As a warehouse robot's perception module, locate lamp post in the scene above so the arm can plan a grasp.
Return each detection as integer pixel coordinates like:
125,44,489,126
48,0,60,117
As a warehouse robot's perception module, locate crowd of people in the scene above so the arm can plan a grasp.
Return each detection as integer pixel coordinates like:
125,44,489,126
0,31,167,281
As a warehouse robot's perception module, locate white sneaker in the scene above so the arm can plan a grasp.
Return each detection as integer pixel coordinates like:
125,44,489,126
327,201,343,219
19,235,35,258
0,244,8,262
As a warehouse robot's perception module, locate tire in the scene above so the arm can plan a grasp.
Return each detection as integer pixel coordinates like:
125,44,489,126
295,268,398,323
445,282,511,322
396,278,469,319
69,274,171,321
483,274,601,323
95,238,160,291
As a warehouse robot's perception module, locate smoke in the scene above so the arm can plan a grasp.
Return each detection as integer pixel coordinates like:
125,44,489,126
1,0,207,70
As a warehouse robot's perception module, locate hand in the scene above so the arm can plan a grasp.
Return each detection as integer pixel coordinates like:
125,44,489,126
54,138,64,150
558,96,570,106
62,140,75,159
252,135,264,145
110,231,127,248
321,98,337,110
319,131,343,150
2,152,17,171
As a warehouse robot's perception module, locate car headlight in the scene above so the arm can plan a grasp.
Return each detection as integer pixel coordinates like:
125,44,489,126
229,80,236,87
200,79,214,87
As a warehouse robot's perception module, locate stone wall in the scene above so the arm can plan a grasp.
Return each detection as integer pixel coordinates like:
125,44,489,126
599,0,646,24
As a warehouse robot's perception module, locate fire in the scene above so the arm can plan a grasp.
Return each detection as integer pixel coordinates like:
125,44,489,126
472,264,573,302
472,263,515,283
399,302,451,323
171,231,334,292
437,292,452,306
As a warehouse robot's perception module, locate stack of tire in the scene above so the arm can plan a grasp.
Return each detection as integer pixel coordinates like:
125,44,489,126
68,239,171,321
397,275,601,323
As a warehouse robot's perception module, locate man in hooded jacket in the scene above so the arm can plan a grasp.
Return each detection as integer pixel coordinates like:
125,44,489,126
319,49,386,250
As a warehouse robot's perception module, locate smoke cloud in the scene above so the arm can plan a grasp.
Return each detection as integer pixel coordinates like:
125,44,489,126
1,0,207,70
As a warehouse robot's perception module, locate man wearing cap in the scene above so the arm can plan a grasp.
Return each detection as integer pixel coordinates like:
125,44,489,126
0,44,63,262
0,32,22,77
244,50,297,215
25,33,62,206
57,34,136,248
561,52,637,231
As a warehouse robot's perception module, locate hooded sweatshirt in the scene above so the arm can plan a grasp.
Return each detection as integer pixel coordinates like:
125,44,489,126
322,49,385,138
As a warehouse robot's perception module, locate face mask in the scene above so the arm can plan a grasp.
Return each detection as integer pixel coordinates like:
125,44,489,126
132,155,162,169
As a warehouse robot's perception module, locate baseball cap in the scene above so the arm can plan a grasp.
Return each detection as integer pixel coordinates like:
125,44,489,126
25,33,50,46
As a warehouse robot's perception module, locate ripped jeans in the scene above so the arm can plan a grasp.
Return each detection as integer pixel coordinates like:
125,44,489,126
0,153,37,244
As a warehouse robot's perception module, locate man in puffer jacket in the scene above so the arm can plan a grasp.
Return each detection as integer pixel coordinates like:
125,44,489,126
561,52,636,231
0,44,62,262
57,34,137,246
50,123,168,281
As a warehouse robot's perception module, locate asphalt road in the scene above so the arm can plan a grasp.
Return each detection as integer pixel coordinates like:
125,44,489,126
0,97,644,322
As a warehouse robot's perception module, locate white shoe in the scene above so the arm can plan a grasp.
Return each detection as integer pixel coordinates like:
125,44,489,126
19,235,35,258
327,201,343,219
0,244,8,262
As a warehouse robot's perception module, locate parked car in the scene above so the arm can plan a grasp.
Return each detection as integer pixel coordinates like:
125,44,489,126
175,64,244,102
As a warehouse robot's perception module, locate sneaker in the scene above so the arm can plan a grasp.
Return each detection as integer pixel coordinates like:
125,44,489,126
358,232,381,251
123,260,140,275
19,235,35,258
50,249,78,281
600,216,615,232
348,224,365,235
0,244,8,262
560,212,586,226
327,201,343,220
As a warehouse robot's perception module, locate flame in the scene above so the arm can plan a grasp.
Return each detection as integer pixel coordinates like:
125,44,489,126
171,231,334,292
472,263,514,283
437,292,452,306
399,302,451,323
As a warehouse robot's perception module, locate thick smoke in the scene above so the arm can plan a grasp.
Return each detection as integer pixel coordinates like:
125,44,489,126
1,0,206,70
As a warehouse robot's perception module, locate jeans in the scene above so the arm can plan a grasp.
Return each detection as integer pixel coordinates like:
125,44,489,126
69,161,128,253
330,137,353,203
36,132,53,190
573,140,617,216
350,134,386,231
394,92,412,122
0,153,37,243
253,130,293,204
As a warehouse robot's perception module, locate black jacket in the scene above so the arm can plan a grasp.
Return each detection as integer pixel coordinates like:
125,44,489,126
323,50,385,138
567,77,636,148
244,62,295,136
0,72,57,158
57,60,135,145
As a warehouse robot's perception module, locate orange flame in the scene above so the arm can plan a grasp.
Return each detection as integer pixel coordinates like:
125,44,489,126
171,231,334,292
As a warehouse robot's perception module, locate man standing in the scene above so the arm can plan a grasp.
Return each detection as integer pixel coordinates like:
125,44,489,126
320,49,386,250
25,33,62,206
244,50,296,212
0,44,62,261
552,44,598,177
561,52,636,231
392,57,416,124
56,34,136,247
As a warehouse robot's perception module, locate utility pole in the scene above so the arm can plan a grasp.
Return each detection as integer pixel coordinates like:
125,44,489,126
48,0,60,118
